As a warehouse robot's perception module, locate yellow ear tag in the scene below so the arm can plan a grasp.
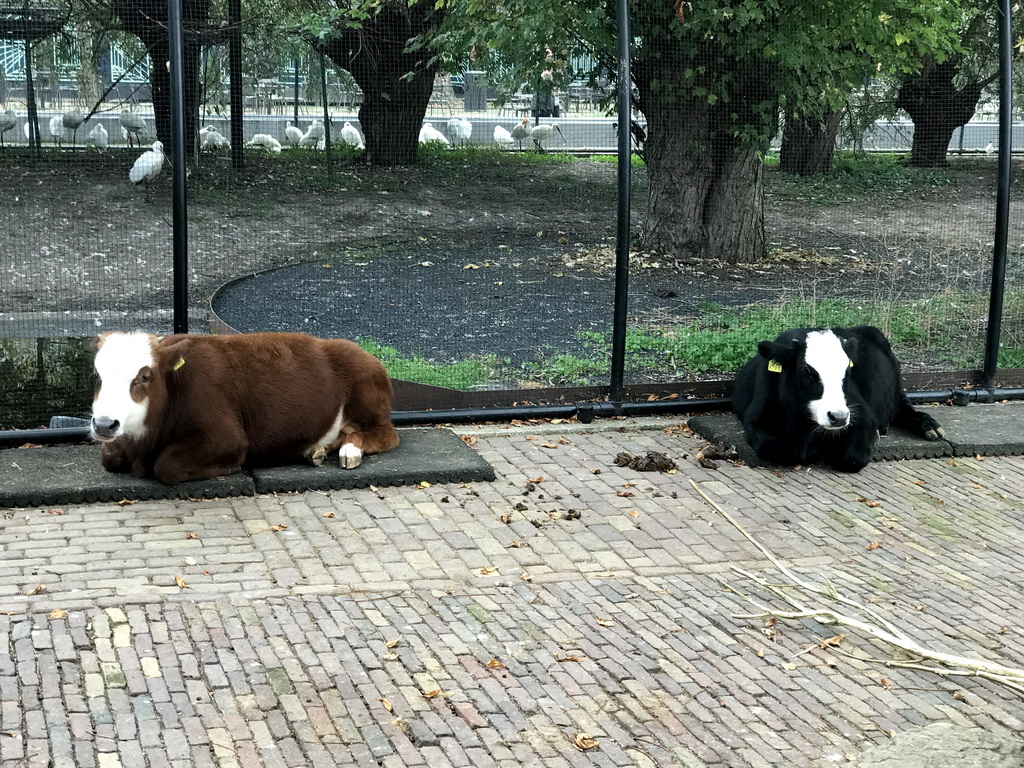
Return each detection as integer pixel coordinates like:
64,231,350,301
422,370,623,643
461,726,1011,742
849,359,854,368
767,359,782,373
172,356,186,371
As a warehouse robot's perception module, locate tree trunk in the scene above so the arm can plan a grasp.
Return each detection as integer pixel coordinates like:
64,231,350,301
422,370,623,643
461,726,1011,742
779,109,844,176
111,0,208,157
74,23,104,108
316,1,441,166
636,45,774,264
897,59,983,168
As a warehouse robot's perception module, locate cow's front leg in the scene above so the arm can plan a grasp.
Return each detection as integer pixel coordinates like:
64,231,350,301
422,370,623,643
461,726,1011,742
152,437,245,485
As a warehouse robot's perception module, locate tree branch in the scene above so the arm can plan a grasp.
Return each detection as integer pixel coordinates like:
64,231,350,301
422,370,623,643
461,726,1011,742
691,479,1024,697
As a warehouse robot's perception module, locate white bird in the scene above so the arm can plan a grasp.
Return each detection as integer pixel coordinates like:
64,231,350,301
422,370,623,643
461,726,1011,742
284,122,303,147
49,115,70,145
63,108,86,145
447,117,472,147
530,122,565,152
129,140,164,189
340,121,364,149
493,124,513,149
87,123,108,151
509,117,530,151
120,111,147,147
201,126,229,150
985,142,995,155
419,122,449,145
0,109,15,149
299,119,324,148
247,133,283,152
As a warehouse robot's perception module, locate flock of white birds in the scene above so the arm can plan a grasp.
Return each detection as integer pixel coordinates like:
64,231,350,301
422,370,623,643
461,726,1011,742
0,108,567,191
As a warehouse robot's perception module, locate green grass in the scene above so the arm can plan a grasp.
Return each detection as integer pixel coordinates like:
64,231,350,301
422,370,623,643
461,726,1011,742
357,339,497,390
768,151,959,205
514,291,1005,385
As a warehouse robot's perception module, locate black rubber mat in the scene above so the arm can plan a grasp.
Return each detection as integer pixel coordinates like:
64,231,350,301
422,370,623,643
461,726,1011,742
0,428,494,507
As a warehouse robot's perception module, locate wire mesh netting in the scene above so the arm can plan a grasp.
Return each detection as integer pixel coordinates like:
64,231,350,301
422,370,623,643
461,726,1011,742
0,0,1019,431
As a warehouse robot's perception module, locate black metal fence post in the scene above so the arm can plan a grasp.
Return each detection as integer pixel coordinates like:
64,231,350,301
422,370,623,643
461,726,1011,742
983,0,1013,389
168,0,189,334
228,0,244,170
608,0,632,405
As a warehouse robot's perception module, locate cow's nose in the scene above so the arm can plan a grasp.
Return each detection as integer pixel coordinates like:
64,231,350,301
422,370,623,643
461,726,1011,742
91,416,120,437
827,409,850,428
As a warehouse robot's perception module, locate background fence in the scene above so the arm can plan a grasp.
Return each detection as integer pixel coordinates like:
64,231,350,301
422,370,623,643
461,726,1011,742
0,0,1018,432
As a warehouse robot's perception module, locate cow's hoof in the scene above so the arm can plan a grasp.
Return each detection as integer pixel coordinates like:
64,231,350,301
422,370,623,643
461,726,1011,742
923,426,944,440
340,444,363,469
310,446,327,467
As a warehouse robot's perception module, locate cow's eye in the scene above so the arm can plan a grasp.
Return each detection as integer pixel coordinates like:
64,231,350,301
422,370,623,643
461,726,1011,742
139,373,150,384
802,366,819,382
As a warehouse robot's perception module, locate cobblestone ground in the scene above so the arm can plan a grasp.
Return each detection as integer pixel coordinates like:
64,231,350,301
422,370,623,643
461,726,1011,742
2,418,1024,768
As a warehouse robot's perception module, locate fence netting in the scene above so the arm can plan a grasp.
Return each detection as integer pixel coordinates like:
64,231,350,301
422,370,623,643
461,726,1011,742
0,0,1017,431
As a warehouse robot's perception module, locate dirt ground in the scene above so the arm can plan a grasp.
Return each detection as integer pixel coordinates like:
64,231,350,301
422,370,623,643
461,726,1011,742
0,148,1018,352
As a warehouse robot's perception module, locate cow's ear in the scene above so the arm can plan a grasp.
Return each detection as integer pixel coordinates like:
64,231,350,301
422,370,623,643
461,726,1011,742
91,332,113,351
840,334,859,360
156,336,193,371
757,340,798,368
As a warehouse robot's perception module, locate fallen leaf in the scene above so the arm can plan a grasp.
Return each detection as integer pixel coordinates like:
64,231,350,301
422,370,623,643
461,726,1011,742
270,524,288,532
573,732,599,751
370,485,380,492
175,576,189,589
49,609,67,619
422,689,449,699
554,653,583,662
953,690,966,700
916,603,926,611
756,648,765,658
479,566,498,575
975,454,985,461
914,480,926,485
540,443,558,449
117,499,137,506
781,662,798,670
508,541,528,548
865,542,881,551
25,584,46,596
856,497,882,508
322,512,336,518
417,481,431,489
486,659,506,669
185,532,198,539
818,634,844,648
500,514,511,525
385,638,401,648
461,435,477,447
629,509,640,518
47,509,63,515
379,697,393,712
520,573,533,582
596,617,616,627
880,678,894,691
527,476,545,484
617,491,635,498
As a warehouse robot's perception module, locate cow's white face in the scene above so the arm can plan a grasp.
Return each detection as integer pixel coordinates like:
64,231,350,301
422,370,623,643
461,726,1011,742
91,332,157,441
803,330,851,430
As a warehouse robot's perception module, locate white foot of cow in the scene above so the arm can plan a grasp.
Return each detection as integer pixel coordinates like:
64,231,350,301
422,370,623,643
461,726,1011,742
340,443,363,469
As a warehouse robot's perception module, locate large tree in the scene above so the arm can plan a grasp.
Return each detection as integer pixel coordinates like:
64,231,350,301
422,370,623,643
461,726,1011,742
440,0,962,263
893,2,1022,168
100,0,213,156
295,0,444,165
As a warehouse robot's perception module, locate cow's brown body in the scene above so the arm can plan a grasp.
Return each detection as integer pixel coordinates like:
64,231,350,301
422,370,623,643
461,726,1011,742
92,332,399,485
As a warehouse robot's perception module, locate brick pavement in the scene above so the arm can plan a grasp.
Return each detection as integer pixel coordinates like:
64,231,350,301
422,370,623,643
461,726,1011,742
1,417,1023,767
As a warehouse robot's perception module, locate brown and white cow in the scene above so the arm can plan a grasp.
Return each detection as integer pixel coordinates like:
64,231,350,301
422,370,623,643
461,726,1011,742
90,331,400,485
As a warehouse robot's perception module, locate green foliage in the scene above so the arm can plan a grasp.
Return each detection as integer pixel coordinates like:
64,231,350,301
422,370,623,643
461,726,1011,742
518,293,995,384
357,339,496,389
769,151,959,204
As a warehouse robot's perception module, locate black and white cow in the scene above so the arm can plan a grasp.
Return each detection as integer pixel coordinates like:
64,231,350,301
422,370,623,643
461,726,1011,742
732,325,943,472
